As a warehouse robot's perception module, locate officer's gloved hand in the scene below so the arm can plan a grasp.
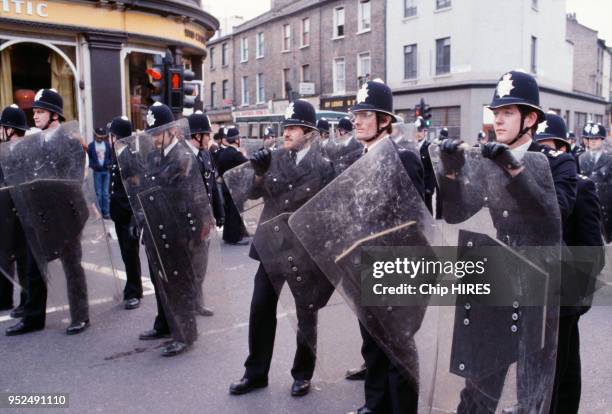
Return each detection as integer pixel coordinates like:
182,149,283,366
128,216,141,241
439,139,465,175
250,148,272,176
216,217,225,227
481,142,522,171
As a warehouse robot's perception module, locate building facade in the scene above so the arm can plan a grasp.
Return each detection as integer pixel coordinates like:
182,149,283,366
386,0,608,140
203,0,385,130
0,0,218,138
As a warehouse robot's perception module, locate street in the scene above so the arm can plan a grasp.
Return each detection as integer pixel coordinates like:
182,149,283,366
1,228,612,414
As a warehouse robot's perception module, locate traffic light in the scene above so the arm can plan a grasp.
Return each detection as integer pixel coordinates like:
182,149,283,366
182,68,197,109
146,55,167,104
167,66,184,112
422,98,432,127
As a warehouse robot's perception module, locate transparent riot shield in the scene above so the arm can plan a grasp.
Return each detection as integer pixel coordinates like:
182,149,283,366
428,143,562,413
391,121,419,153
0,122,122,327
222,161,264,236
288,137,441,395
239,138,265,157
115,119,222,344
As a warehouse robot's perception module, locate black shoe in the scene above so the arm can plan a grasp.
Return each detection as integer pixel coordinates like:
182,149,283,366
291,379,311,397
10,306,24,319
161,341,189,357
225,239,250,246
355,407,375,414
139,329,171,340
6,321,44,336
345,364,367,380
66,320,90,335
124,298,141,310
229,377,268,395
196,306,214,317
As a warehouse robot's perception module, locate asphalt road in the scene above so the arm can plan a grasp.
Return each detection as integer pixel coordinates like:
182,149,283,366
1,226,612,414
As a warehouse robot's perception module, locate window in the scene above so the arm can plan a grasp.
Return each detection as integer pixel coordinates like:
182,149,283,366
283,24,291,51
436,0,451,9
256,73,265,103
209,47,215,69
256,32,265,58
241,76,249,105
334,7,345,37
358,0,371,32
222,80,229,100
301,64,311,82
240,37,248,62
222,43,228,66
404,44,417,79
301,18,310,47
210,82,216,107
404,0,417,17
358,52,371,86
531,36,537,73
282,68,290,99
333,57,346,93
435,37,451,75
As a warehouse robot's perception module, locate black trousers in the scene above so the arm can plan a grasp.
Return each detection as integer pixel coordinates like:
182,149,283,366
424,191,433,215
359,323,418,414
114,220,143,300
549,314,581,414
222,188,246,243
244,264,317,381
58,236,89,324
21,246,47,327
146,252,197,345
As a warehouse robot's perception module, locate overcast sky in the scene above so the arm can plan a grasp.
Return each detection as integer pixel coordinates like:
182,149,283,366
204,0,611,44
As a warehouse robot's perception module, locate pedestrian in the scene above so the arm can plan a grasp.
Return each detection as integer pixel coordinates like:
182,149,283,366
88,126,112,219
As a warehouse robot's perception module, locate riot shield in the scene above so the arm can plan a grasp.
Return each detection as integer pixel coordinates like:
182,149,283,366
115,119,221,344
428,144,562,413
391,121,419,153
239,138,265,157
288,137,441,395
0,122,122,326
222,161,264,235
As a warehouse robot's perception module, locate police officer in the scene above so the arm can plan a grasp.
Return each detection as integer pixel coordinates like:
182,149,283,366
7,89,91,336
439,127,449,140
135,102,208,357
229,99,335,398
438,70,577,413
216,127,249,245
348,79,425,414
534,112,604,413
316,118,330,141
0,105,29,316
578,122,612,243
414,116,436,215
108,116,143,310
263,126,277,150
187,110,225,317
476,130,489,146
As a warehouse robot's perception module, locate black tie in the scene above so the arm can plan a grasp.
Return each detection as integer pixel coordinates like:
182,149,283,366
289,151,297,164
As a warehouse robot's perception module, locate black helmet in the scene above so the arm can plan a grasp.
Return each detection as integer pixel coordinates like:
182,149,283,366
316,118,330,133
477,131,486,140
535,112,569,151
283,99,317,129
351,79,397,120
0,104,28,132
145,102,175,130
109,116,133,139
224,126,240,143
264,127,276,137
583,122,607,139
488,70,544,123
439,128,449,139
32,89,65,120
338,116,353,132
187,110,212,135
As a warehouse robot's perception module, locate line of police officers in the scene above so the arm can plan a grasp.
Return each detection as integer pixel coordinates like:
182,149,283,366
0,68,609,413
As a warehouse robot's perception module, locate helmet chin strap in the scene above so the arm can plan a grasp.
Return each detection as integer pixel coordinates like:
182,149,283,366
363,115,389,142
507,112,531,147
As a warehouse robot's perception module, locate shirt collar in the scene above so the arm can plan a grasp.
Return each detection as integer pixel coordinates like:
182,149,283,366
295,144,311,165
510,139,532,162
185,140,200,156
163,138,179,157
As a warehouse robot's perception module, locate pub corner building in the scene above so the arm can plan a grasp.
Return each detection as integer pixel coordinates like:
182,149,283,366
0,0,219,139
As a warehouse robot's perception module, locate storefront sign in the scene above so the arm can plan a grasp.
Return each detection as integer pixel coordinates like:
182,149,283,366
1,0,48,17
320,95,356,112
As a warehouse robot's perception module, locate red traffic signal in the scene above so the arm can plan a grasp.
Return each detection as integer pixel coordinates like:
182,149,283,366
146,68,163,81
